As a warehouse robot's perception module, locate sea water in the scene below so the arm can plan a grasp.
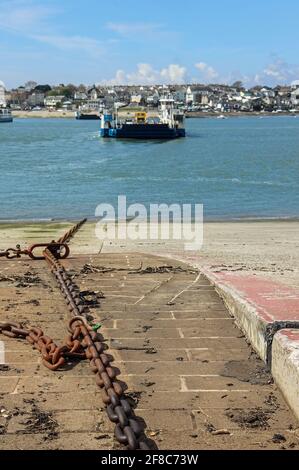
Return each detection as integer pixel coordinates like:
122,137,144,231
0,115,299,220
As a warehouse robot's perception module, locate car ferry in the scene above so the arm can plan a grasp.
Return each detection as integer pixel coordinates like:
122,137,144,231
100,98,185,140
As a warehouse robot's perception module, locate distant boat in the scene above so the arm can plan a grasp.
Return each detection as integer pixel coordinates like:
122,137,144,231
0,108,13,123
100,97,186,140
76,111,100,120
217,114,227,120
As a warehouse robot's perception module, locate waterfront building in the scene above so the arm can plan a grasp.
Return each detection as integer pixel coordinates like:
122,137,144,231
131,94,143,105
74,91,88,101
44,95,65,108
291,88,299,107
28,92,45,107
88,87,98,100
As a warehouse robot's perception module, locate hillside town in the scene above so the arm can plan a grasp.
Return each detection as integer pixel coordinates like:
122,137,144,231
1,80,299,113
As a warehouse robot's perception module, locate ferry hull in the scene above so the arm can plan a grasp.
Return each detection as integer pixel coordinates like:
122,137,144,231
101,124,185,139
0,116,13,123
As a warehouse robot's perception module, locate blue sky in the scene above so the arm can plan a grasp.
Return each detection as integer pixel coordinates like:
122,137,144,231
1,0,299,88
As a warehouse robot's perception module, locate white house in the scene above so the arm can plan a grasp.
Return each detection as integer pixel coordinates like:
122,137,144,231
44,95,64,108
291,88,299,107
261,87,275,96
186,86,194,104
131,94,142,105
0,81,6,106
185,86,206,105
88,88,98,100
74,91,87,101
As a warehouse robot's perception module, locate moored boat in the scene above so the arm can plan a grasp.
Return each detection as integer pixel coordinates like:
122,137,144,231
0,108,13,123
76,111,100,120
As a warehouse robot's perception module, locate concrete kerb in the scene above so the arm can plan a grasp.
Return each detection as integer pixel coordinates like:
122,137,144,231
199,268,299,367
272,330,299,421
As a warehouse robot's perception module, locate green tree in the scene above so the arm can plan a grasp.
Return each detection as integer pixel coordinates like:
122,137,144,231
232,81,244,90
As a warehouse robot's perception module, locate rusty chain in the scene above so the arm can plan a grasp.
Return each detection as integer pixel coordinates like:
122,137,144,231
68,316,150,450
0,316,150,450
0,242,70,260
0,318,89,371
0,217,86,260
0,219,151,450
57,218,87,244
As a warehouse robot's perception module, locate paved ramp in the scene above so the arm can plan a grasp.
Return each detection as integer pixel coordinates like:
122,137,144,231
0,253,298,449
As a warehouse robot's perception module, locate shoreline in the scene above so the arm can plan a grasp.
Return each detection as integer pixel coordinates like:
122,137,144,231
11,110,299,119
1,216,299,224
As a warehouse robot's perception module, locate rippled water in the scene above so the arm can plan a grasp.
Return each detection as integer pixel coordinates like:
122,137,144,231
0,116,299,220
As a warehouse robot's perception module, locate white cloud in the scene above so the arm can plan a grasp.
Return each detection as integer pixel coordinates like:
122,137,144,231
0,1,54,34
195,62,219,81
194,59,299,87
106,22,163,36
254,58,299,85
0,1,107,58
161,64,187,84
101,63,187,85
33,35,105,57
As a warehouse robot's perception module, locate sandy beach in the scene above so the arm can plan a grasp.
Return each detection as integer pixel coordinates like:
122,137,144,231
11,109,299,119
12,110,75,119
1,219,298,288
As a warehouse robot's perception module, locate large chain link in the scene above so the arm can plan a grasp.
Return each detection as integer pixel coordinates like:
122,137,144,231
68,317,150,450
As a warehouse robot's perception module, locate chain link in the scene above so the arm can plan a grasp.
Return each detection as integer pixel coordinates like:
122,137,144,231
0,243,70,260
